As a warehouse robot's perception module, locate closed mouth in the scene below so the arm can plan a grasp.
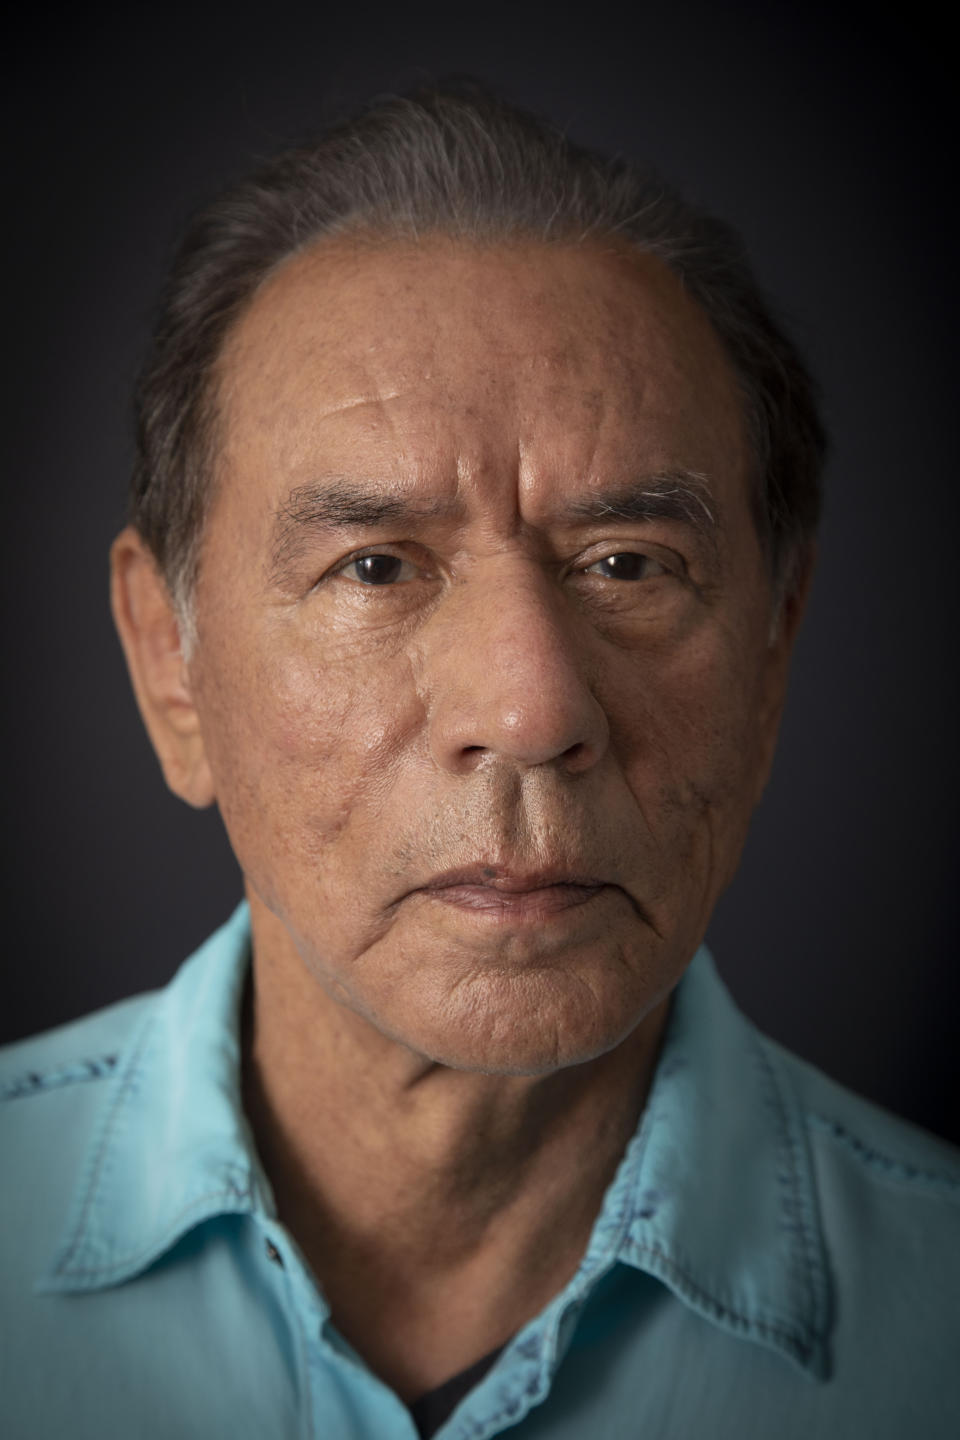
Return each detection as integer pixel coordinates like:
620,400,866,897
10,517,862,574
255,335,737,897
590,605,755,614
416,865,610,921
422,864,607,894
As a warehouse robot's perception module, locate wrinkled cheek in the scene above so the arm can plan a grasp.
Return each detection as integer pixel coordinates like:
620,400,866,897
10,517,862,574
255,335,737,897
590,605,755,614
614,657,763,910
671,709,763,904
209,647,424,873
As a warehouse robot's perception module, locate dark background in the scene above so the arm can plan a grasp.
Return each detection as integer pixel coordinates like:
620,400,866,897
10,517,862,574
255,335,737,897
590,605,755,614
3,3,957,1142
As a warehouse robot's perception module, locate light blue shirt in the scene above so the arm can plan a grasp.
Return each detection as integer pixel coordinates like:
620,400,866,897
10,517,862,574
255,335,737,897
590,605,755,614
2,904,958,1438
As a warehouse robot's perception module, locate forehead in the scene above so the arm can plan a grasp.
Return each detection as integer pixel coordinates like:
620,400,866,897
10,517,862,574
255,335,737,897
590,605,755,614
214,234,746,513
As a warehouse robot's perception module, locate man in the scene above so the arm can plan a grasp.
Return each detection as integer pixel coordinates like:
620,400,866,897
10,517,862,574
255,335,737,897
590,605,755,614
1,87,957,1439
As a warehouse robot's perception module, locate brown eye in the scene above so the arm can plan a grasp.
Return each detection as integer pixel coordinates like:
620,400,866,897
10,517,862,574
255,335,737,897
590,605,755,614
585,553,666,581
349,554,407,585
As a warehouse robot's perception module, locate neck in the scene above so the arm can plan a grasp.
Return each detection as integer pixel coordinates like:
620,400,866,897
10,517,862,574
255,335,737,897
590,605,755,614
242,892,670,1398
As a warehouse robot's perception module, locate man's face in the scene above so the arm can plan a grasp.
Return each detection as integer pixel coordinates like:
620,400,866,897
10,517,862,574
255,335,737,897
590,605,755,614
185,236,794,1074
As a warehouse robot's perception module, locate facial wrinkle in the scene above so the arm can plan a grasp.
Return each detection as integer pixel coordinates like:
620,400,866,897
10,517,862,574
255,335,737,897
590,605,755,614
199,236,788,1083
514,376,606,517
316,390,402,420
384,759,662,922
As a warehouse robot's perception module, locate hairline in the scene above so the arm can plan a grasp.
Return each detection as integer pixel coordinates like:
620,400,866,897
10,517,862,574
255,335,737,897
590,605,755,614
173,224,782,651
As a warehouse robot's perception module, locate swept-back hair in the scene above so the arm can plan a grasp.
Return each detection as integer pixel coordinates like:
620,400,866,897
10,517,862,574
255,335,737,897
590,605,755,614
131,84,825,627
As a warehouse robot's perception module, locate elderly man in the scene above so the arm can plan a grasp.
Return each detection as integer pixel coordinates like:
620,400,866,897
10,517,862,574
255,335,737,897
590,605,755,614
1,88,957,1439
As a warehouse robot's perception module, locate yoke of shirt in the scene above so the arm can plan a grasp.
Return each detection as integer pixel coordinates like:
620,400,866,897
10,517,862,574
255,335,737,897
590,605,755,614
2,904,958,1440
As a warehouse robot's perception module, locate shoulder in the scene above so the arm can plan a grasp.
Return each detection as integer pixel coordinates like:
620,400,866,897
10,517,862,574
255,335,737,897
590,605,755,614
0,991,160,1211
0,990,163,1303
0,904,251,1108
725,1018,960,1434
0,991,160,1223
0,990,158,1104
764,1033,960,1198
758,1028,959,1397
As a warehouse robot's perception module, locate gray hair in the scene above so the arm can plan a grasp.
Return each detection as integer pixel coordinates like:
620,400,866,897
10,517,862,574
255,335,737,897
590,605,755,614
131,84,825,637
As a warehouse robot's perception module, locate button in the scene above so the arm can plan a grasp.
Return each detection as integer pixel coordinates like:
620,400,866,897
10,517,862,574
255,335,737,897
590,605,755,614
265,1239,284,1266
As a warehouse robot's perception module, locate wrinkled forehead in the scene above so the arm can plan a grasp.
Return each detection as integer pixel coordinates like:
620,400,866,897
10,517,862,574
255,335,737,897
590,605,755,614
212,234,748,516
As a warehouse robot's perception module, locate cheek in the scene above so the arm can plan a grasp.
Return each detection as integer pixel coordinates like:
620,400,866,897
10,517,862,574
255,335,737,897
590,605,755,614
197,640,425,862
609,627,766,840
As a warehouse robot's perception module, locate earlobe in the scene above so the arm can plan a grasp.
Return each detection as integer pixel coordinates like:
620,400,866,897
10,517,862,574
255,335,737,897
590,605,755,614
110,527,216,809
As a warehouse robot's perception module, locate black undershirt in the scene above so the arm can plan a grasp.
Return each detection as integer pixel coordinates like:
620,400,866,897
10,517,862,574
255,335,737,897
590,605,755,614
408,1345,506,1439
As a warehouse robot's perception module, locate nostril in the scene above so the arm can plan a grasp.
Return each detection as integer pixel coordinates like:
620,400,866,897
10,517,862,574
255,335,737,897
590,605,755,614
431,666,609,774
562,740,594,771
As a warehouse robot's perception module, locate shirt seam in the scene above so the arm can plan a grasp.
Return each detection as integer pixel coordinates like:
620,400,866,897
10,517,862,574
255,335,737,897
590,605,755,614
441,1148,645,1440
0,1054,120,1101
49,1014,157,1277
628,1238,815,1358
751,1031,829,1340
45,1185,253,1284
808,1112,960,1195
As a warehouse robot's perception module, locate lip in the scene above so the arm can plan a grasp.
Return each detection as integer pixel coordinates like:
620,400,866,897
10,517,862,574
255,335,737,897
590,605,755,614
416,865,610,921
422,864,608,893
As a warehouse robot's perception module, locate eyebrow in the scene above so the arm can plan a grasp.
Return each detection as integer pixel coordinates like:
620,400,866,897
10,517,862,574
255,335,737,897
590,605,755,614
561,470,719,539
269,468,720,578
270,480,456,577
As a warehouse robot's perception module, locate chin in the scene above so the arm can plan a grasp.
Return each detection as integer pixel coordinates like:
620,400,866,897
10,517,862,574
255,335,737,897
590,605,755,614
387,964,662,1076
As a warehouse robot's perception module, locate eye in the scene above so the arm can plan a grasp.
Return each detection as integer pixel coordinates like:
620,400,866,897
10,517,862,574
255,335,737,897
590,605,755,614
583,552,668,581
342,553,417,586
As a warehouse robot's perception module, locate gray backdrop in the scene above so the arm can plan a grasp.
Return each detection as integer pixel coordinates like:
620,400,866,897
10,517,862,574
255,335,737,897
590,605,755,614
4,1,956,1143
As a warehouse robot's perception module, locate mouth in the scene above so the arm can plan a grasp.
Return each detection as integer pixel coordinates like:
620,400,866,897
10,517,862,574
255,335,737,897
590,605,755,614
417,865,610,922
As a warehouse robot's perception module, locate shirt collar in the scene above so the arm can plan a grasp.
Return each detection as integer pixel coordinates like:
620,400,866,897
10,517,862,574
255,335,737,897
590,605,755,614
38,905,831,1376
571,947,832,1378
39,904,271,1293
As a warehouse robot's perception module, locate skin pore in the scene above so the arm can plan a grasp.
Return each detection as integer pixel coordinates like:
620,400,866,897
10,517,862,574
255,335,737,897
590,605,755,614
111,234,806,1398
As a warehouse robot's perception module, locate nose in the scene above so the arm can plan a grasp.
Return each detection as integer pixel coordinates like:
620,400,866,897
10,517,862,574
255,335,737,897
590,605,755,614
423,567,609,776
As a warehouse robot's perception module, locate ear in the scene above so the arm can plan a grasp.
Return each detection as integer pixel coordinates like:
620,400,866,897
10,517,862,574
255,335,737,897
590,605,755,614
110,527,215,808
753,544,816,803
